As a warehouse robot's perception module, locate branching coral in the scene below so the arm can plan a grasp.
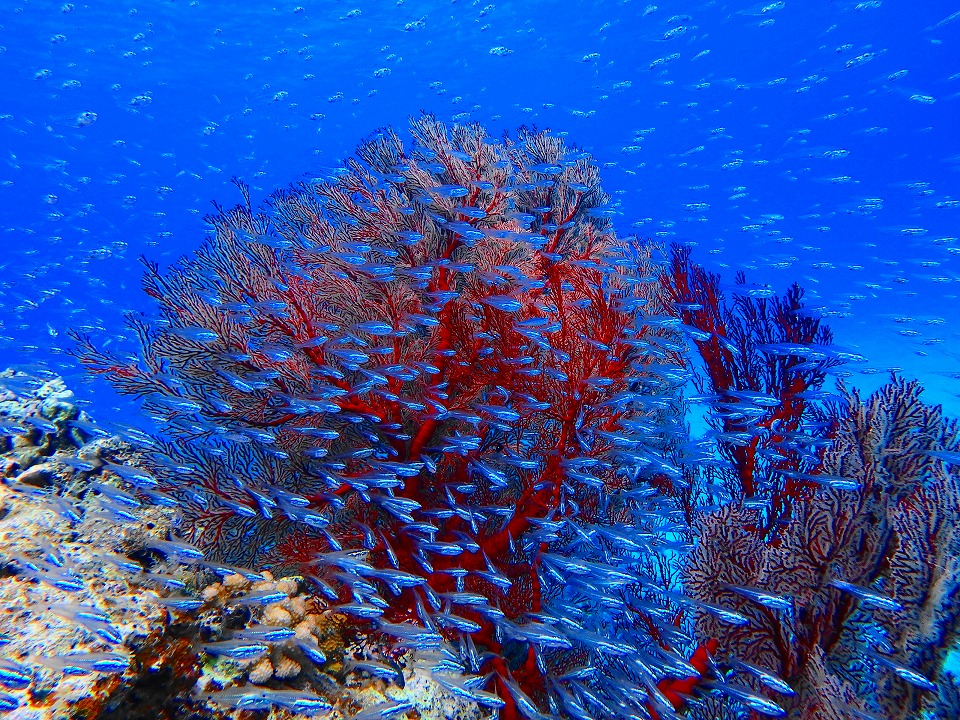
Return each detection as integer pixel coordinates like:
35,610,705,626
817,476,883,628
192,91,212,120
684,376,960,718
662,248,959,718
70,114,703,719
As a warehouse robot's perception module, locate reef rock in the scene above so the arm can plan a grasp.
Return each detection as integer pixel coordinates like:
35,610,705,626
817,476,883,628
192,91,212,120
0,370,482,720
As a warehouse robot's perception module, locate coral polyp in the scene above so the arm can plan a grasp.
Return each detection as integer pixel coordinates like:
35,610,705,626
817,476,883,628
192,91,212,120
73,114,699,719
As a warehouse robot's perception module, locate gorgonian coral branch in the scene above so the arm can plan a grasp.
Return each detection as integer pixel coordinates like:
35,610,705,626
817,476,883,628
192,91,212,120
71,114,701,720
685,378,960,718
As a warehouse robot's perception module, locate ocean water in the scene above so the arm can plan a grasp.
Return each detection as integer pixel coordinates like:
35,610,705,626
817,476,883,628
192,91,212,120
1,0,958,419
1,0,959,717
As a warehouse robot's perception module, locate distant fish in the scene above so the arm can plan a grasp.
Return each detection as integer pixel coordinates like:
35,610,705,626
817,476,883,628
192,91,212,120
927,8,960,31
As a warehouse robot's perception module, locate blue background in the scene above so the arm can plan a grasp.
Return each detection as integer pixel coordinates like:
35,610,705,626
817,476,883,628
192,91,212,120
0,0,958,420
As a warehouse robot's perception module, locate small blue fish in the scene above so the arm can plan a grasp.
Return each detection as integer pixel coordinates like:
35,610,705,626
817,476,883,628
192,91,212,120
354,320,393,336
142,537,204,562
0,422,28,436
217,370,256,393
377,622,443,647
201,640,270,661
480,295,522,312
227,589,287,606
433,612,482,633
50,455,97,472
710,681,786,717
0,659,32,689
93,551,143,574
925,449,960,465
337,603,385,619
866,651,936,692
419,541,464,557
394,230,424,243
427,184,469,198
206,686,331,715
103,462,158,488
350,699,416,720
347,658,404,684
268,689,333,716
44,603,122,644
141,489,179,508
829,580,903,612
731,658,795,696
232,625,296,642
22,415,58,435
203,687,274,711
34,652,129,675
67,419,110,438
10,555,84,592
148,594,205,611
0,692,18,711
697,600,751,626
90,481,140,509
198,560,265,581
144,572,187,591
296,639,327,665
169,326,219,343
726,584,793,612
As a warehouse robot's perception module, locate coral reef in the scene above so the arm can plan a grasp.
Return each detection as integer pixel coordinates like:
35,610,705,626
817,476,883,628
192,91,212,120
0,371,485,719
665,247,960,718
1,115,956,720
70,114,702,719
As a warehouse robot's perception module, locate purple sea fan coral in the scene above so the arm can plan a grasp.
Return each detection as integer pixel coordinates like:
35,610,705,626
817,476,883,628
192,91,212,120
659,248,960,717
72,114,702,719
684,377,960,719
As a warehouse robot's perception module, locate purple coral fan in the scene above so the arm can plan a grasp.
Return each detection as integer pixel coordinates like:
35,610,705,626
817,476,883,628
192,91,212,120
665,244,960,718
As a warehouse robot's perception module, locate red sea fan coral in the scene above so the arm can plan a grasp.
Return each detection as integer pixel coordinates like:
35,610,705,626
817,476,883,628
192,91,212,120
72,114,703,719
664,244,844,510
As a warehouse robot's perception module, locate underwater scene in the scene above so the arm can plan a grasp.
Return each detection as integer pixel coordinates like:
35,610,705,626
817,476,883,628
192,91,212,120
0,0,958,718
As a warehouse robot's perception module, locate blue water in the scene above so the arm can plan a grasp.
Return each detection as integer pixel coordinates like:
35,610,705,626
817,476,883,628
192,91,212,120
1,1,959,714
1,1,958,409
